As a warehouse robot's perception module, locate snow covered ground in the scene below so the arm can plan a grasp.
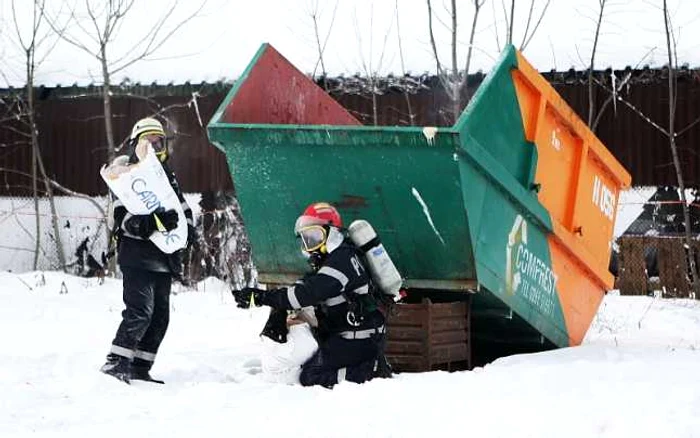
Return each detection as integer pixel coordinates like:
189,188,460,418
2,271,699,438
613,186,657,238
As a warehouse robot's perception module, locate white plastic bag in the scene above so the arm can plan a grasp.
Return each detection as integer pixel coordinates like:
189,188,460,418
260,323,318,385
100,140,187,254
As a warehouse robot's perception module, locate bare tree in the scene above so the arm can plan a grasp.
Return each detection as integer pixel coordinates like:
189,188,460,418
662,0,700,297
45,0,205,275
495,0,550,52
587,0,607,127
590,48,656,132
185,192,255,290
582,1,655,133
519,0,551,51
506,0,515,45
394,0,415,126
49,0,206,162
8,0,67,271
354,3,395,126
590,2,700,298
307,0,339,82
427,0,485,124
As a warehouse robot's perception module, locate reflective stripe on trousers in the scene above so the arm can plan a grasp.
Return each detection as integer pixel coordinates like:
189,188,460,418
338,325,385,340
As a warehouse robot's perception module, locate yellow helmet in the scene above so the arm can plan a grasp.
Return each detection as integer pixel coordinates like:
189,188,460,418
130,117,165,140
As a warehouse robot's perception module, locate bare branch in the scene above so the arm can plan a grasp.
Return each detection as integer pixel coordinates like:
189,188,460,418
547,36,557,70
352,7,369,78
0,167,106,218
426,0,446,81
592,71,631,131
111,2,207,74
310,3,326,78
309,0,339,79
373,10,395,75
351,3,396,125
395,0,415,125
592,47,656,131
676,117,700,138
50,180,106,218
592,76,669,136
500,0,509,45
492,0,501,52
520,0,551,51
520,1,536,49
10,1,27,51
451,0,457,79
2,124,33,139
507,0,515,45
460,0,485,107
664,2,676,137
588,0,607,127
662,0,700,297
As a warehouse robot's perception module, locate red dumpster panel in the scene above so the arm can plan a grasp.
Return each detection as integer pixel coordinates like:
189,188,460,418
221,44,361,126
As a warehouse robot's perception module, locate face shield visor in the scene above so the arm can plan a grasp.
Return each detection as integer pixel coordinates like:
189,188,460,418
140,133,167,162
296,225,327,253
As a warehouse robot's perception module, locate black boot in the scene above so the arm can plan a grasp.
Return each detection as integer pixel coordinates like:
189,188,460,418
100,354,131,384
373,354,393,379
131,358,165,384
130,368,165,384
345,359,377,384
260,308,288,343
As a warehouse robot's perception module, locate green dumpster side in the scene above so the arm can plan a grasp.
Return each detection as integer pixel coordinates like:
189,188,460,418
207,43,630,359
209,126,476,287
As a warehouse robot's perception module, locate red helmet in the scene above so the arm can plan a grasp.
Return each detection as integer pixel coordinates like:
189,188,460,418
294,202,342,235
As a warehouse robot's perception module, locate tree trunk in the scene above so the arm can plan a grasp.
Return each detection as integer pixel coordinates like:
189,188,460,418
663,0,700,298
101,47,115,162
587,1,606,128
460,0,482,121
452,82,460,124
31,95,40,270
669,135,699,296
28,74,67,271
450,0,459,123
371,78,378,126
101,46,118,276
507,0,515,45
34,142,67,271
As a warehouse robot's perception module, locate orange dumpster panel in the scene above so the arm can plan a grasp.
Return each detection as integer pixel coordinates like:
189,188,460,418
511,51,632,344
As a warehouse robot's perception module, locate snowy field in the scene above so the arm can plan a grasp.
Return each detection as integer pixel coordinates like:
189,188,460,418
1,271,699,438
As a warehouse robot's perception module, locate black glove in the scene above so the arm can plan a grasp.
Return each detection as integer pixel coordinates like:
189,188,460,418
154,208,178,232
231,287,268,309
123,212,155,238
123,207,178,238
187,224,197,248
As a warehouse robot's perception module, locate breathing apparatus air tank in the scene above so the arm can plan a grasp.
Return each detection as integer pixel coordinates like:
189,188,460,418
348,220,403,301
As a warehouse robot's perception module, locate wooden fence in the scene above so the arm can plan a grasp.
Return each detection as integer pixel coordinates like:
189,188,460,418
615,235,699,298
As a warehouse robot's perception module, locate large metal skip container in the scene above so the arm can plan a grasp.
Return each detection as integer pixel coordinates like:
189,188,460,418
207,43,631,361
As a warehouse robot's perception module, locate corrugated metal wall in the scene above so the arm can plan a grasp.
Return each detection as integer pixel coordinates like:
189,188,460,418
552,77,700,189
336,73,700,189
1,72,699,196
0,87,234,196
